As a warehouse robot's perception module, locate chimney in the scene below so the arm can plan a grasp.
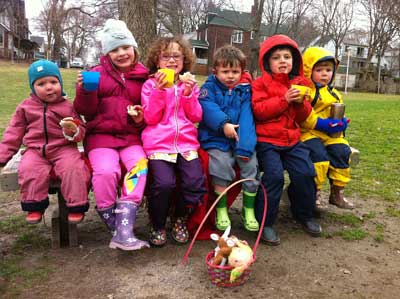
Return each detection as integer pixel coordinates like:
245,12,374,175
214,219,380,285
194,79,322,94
251,5,257,16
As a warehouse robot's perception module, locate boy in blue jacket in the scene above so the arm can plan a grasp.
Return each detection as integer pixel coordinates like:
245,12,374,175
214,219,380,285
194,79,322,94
198,45,259,232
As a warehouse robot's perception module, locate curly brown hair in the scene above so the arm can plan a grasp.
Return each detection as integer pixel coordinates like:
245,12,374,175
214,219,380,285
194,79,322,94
145,36,196,74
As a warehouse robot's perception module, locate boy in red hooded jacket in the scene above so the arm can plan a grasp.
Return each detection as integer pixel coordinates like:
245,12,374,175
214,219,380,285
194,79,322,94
252,35,345,245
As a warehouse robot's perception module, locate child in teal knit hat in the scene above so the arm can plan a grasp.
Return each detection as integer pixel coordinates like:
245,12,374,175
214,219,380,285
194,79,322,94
0,60,91,225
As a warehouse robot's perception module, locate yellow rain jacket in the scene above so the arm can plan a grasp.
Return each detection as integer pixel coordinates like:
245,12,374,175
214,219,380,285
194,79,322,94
300,47,350,188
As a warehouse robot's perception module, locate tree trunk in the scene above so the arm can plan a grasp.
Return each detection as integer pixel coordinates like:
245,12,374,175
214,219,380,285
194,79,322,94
119,0,157,60
249,0,265,77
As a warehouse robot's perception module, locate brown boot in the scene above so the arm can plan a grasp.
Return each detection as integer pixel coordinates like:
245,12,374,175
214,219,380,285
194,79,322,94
329,185,354,209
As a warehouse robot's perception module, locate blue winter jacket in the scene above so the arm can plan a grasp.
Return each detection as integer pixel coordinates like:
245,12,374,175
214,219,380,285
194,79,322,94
198,73,257,158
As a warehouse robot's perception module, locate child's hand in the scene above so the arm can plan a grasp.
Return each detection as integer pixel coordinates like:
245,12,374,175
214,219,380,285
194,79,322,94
285,88,301,103
60,117,79,136
183,79,196,96
154,72,168,90
127,105,144,123
76,71,83,87
223,123,239,141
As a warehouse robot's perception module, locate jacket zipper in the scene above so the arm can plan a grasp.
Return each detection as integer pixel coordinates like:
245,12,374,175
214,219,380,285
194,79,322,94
42,103,49,157
173,86,180,153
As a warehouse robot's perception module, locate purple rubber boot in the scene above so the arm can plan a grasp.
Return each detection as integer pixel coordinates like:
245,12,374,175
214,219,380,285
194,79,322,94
96,205,116,236
109,201,150,251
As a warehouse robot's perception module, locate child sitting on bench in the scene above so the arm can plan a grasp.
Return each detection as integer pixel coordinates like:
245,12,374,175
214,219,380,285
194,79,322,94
0,60,90,224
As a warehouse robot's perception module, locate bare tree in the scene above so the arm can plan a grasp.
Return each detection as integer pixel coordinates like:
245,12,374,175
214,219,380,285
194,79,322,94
157,0,224,35
35,0,94,62
286,0,314,39
263,0,290,35
327,0,355,57
360,0,399,80
249,0,266,76
317,0,340,42
118,0,157,59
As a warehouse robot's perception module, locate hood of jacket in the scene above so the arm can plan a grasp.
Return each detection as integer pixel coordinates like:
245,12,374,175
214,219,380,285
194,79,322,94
303,47,338,87
258,34,304,80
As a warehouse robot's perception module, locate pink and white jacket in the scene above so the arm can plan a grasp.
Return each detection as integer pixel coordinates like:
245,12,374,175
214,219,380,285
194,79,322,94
141,78,202,156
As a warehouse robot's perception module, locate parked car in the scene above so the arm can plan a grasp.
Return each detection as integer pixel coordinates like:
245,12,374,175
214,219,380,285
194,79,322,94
70,57,84,68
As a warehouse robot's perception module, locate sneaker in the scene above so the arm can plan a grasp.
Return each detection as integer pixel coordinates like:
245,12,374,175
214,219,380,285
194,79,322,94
68,213,84,224
171,217,189,244
26,211,43,224
261,226,280,246
301,219,322,237
149,228,167,247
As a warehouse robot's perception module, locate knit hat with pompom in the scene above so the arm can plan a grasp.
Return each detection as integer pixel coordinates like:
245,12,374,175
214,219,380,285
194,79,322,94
101,19,137,54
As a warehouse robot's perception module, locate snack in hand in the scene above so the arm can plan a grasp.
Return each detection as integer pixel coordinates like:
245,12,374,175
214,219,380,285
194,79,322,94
59,117,80,130
179,72,196,83
127,105,138,117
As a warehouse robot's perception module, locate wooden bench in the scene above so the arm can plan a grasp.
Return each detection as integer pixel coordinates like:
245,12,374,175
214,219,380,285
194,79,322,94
0,149,81,248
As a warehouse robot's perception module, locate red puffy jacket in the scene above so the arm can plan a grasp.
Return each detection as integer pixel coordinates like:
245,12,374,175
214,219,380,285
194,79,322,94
251,35,312,147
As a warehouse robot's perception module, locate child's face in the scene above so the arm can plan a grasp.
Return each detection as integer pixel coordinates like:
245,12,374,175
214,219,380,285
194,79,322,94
33,76,61,102
108,45,135,72
268,48,293,74
214,64,242,87
312,62,334,86
158,42,184,78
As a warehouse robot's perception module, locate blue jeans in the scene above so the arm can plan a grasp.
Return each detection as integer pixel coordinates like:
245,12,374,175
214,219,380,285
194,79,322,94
255,142,316,227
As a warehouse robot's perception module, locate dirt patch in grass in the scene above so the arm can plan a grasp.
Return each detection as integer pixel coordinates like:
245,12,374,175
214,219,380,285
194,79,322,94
1,191,400,299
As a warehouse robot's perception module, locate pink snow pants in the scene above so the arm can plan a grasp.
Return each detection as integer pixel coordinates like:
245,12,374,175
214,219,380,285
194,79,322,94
88,145,148,209
18,147,90,207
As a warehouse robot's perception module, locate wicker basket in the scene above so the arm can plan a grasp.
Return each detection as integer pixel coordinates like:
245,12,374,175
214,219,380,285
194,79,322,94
182,178,267,287
205,251,255,287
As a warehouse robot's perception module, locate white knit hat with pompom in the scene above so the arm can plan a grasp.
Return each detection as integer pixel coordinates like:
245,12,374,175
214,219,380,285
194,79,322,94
101,19,138,54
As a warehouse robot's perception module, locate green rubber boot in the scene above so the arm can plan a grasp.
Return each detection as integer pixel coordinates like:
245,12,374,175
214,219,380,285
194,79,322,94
215,192,231,231
242,191,259,231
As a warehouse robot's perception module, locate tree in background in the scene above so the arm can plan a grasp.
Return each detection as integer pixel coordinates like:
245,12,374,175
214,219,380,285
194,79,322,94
35,0,95,63
360,0,399,82
317,0,355,57
118,0,157,60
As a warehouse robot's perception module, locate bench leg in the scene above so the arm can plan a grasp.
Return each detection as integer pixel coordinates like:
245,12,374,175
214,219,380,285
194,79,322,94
51,191,78,248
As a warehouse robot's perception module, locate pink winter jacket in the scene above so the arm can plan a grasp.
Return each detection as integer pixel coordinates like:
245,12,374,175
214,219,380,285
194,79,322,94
0,94,85,166
141,78,202,156
74,56,149,153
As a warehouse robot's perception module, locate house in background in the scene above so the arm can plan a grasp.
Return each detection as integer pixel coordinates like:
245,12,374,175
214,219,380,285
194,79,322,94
312,30,400,91
189,6,275,75
0,0,36,60
31,35,46,60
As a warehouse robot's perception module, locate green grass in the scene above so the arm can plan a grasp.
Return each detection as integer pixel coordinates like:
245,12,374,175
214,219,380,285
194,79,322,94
386,206,400,217
0,215,51,253
344,92,400,202
326,212,363,227
0,255,53,297
0,214,52,296
335,228,369,241
374,223,385,242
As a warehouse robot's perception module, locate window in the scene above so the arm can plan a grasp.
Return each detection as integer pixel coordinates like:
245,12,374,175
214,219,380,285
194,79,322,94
250,31,254,40
231,30,243,44
356,47,364,56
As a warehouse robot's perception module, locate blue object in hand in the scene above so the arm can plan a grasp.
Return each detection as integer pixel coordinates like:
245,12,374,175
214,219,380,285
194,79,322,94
315,117,348,134
82,71,100,91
